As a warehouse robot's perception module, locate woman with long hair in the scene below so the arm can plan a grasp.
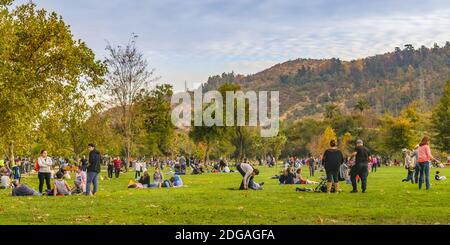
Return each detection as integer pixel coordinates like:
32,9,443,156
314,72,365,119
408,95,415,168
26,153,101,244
417,136,436,190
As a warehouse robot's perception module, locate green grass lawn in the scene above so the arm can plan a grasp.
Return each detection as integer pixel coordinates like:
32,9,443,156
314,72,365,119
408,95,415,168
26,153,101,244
1,165,450,224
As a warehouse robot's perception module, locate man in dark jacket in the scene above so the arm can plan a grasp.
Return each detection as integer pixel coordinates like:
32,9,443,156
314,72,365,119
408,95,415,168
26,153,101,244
86,143,101,196
350,139,371,193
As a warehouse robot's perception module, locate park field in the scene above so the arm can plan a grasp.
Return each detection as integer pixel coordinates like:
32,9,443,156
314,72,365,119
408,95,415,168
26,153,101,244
1,165,450,225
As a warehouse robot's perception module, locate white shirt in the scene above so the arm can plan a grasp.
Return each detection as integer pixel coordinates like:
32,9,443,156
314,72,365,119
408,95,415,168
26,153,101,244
38,157,53,173
240,163,254,189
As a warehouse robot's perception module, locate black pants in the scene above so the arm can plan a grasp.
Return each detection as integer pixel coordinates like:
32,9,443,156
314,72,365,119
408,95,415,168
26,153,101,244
38,172,51,193
372,164,377,172
115,168,120,178
350,164,368,192
107,167,113,178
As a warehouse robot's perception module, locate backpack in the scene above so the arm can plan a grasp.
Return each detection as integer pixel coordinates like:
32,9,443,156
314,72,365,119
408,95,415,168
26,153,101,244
34,159,40,172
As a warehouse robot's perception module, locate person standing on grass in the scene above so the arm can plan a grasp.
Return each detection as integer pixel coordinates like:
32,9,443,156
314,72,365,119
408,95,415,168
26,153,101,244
410,145,421,184
350,139,371,193
322,139,344,193
107,157,114,179
308,155,315,177
134,160,143,179
402,149,415,184
85,143,101,196
371,156,377,172
37,150,53,194
113,157,122,178
80,156,88,172
417,136,437,190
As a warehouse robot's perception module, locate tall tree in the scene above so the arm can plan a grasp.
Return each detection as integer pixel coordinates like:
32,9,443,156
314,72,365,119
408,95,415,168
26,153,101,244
353,98,370,114
432,80,450,152
0,1,105,165
102,34,158,170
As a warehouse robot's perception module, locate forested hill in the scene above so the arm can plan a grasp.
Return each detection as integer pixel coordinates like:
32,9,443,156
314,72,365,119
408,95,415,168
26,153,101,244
203,43,450,120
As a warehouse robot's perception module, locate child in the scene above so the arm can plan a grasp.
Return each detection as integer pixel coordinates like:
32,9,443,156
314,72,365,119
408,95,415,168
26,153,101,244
435,171,447,181
12,160,21,181
53,171,71,196
72,168,87,194
0,167,11,189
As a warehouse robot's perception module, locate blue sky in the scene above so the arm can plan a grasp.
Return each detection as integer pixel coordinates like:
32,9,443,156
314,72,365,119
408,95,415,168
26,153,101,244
15,0,450,91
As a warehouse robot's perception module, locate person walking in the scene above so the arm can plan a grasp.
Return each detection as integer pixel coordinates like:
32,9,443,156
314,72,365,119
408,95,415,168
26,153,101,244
85,144,101,196
107,157,114,179
371,156,377,172
37,150,53,194
402,149,415,184
417,136,437,190
350,139,371,193
113,157,121,178
322,140,344,193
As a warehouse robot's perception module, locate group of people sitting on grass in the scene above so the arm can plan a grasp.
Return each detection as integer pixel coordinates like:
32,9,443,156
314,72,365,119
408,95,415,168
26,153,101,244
127,167,184,188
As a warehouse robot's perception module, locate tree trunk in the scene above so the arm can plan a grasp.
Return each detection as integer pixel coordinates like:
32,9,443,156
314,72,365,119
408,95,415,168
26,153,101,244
8,141,14,170
204,144,210,165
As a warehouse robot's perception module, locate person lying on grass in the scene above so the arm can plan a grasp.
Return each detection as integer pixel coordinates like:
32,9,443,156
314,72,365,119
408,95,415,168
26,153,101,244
53,171,71,196
11,180,40,196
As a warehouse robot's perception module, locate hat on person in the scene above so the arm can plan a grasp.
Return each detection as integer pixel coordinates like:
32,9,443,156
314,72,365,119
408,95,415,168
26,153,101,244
356,139,364,145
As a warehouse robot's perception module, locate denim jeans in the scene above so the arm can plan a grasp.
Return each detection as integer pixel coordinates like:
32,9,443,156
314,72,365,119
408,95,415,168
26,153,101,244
403,170,414,183
86,171,99,195
418,162,430,190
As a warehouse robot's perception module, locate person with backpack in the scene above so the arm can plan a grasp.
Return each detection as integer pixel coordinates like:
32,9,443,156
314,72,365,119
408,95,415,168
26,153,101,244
37,150,53,194
322,139,344,193
350,139,371,193
85,143,101,196
417,136,437,190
